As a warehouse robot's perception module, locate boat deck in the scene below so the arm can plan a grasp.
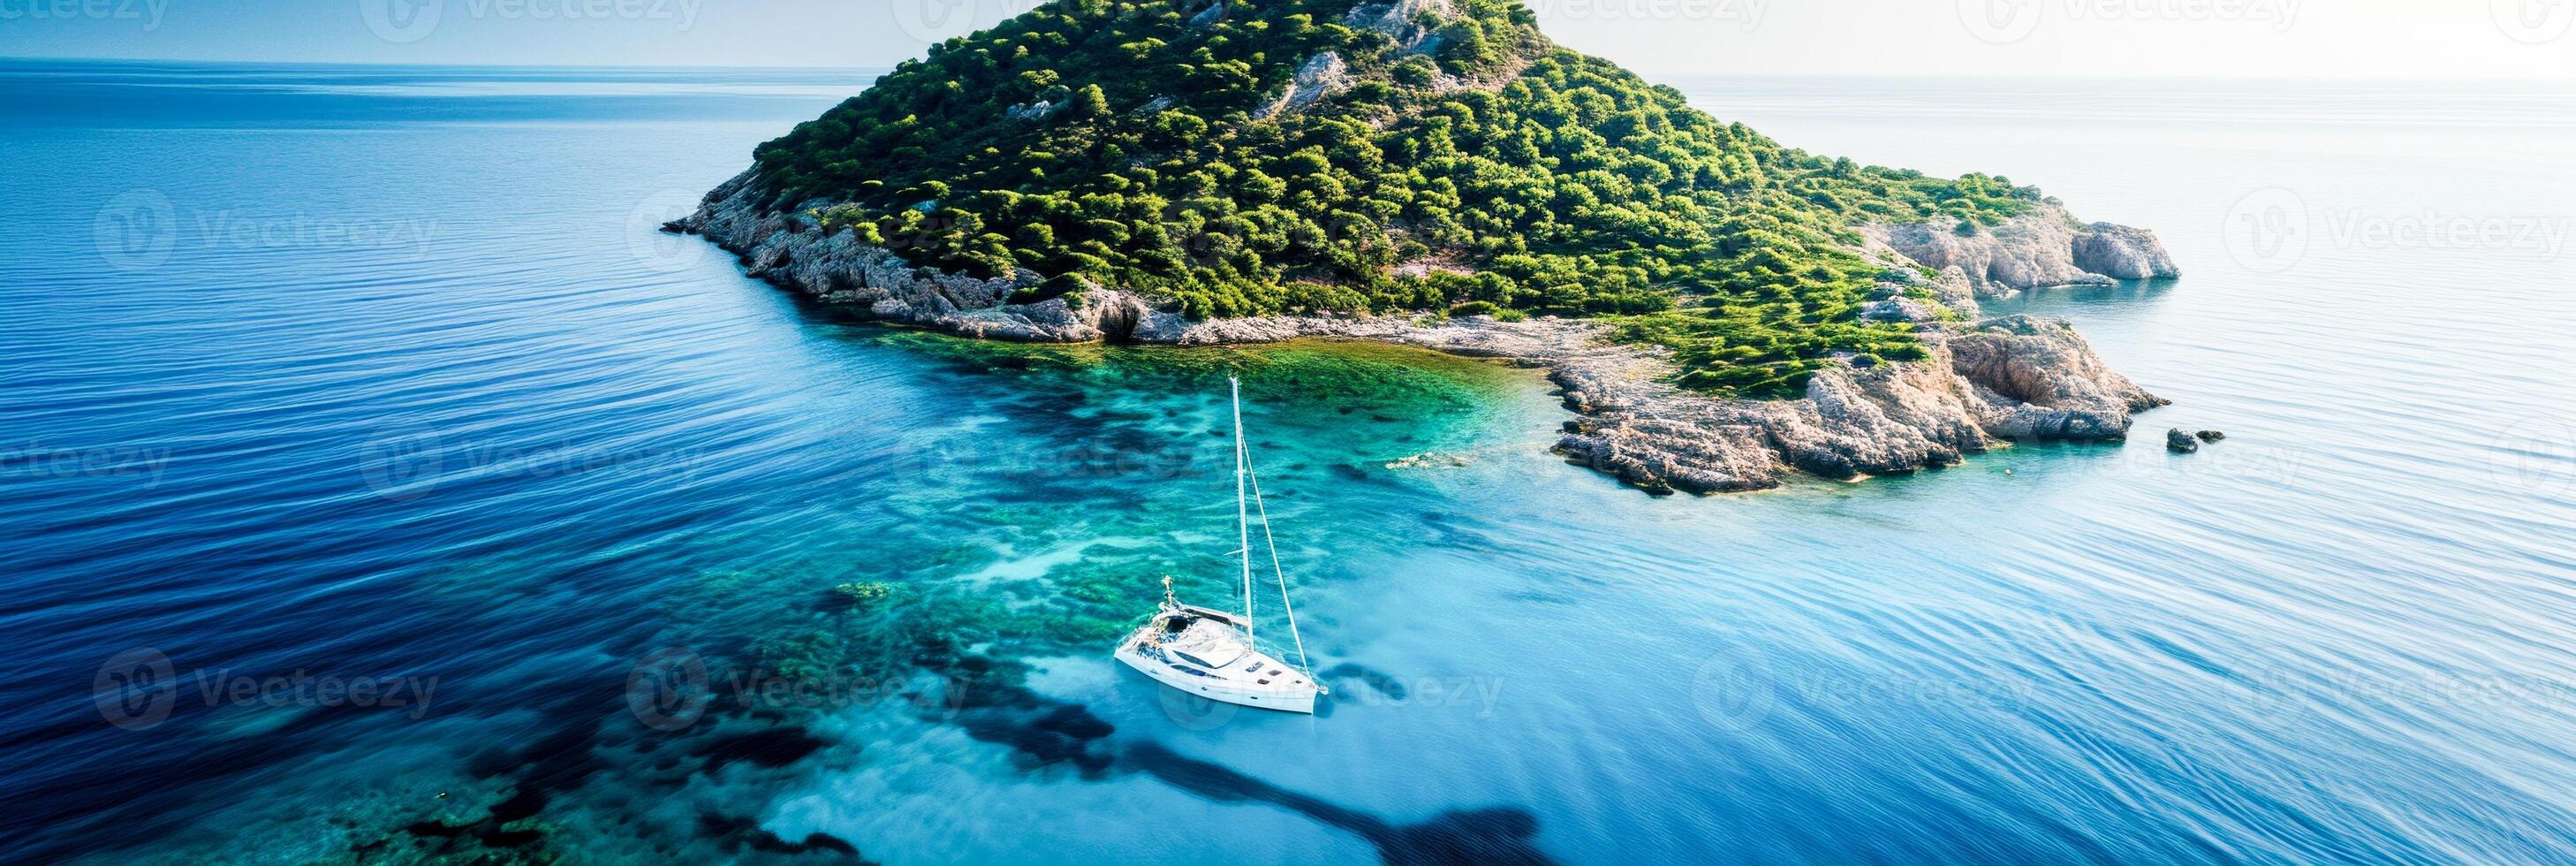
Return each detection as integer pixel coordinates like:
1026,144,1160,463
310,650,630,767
1117,608,1322,712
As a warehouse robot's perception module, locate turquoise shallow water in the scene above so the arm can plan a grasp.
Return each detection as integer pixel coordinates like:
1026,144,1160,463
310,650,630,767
2,63,2573,863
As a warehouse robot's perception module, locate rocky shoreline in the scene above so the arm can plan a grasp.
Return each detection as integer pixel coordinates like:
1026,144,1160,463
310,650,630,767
667,169,2178,494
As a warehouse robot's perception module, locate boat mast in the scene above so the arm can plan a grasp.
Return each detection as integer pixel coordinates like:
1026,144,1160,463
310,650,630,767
1242,437,1318,684
1231,376,1254,644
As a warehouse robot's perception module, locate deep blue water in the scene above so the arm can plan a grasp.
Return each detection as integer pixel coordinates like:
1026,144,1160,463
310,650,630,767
4,61,2574,864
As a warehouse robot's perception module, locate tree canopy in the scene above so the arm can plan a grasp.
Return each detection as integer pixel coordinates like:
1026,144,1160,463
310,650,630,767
751,0,2039,397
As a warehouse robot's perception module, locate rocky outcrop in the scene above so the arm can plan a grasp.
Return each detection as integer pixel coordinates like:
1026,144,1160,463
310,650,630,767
1866,202,2179,299
671,171,2169,495
1186,0,1226,27
1253,52,1352,120
2072,222,2178,280
1549,315,2161,493
1345,0,1453,52
2167,429,2201,453
670,171,1161,342
1861,260,1982,321
1945,315,2167,440
1003,100,1062,122
1860,297,1939,324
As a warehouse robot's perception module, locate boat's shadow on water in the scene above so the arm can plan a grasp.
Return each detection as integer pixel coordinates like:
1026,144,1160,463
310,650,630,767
951,679,1555,866
1126,741,1552,866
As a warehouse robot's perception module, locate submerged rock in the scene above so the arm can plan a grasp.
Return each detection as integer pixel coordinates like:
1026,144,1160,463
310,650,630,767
2167,429,2201,452
1384,452,1474,470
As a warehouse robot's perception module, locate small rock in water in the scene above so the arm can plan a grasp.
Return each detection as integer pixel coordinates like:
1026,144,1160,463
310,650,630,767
2195,429,2226,442
2166,429,2200,453
1384,452,1474,470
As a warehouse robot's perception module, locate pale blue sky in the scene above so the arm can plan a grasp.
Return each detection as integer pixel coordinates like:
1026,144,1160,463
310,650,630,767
3,0,2571,78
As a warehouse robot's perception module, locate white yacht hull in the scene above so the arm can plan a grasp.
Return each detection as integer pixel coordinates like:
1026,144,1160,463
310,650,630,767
1114,644,1316,714
1114,619,1321,714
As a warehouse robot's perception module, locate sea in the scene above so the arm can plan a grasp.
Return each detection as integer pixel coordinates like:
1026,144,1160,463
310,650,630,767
3,59,2572,863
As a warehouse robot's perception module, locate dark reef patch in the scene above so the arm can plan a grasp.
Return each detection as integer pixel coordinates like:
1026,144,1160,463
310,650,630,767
701,812,875,861
693,726,830,772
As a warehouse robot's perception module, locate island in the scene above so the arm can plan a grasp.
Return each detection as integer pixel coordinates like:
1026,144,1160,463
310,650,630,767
665,0,2180,494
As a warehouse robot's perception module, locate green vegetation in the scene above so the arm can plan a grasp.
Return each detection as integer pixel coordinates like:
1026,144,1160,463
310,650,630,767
752,0,2039,397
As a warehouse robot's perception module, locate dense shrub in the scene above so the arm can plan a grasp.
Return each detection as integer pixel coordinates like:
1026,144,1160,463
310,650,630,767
752,0,2036,398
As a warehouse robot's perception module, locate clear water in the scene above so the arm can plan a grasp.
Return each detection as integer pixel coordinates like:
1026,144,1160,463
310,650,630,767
4,62,2572,864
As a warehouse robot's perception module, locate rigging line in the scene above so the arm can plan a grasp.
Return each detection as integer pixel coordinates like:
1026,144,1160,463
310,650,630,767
1231,377,1254,647
1243,444,1314,680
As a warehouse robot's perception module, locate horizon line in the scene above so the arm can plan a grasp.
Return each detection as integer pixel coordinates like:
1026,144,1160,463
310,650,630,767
5,54,2573,83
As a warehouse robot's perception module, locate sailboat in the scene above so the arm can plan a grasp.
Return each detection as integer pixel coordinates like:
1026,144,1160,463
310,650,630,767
1113,376,1327,714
